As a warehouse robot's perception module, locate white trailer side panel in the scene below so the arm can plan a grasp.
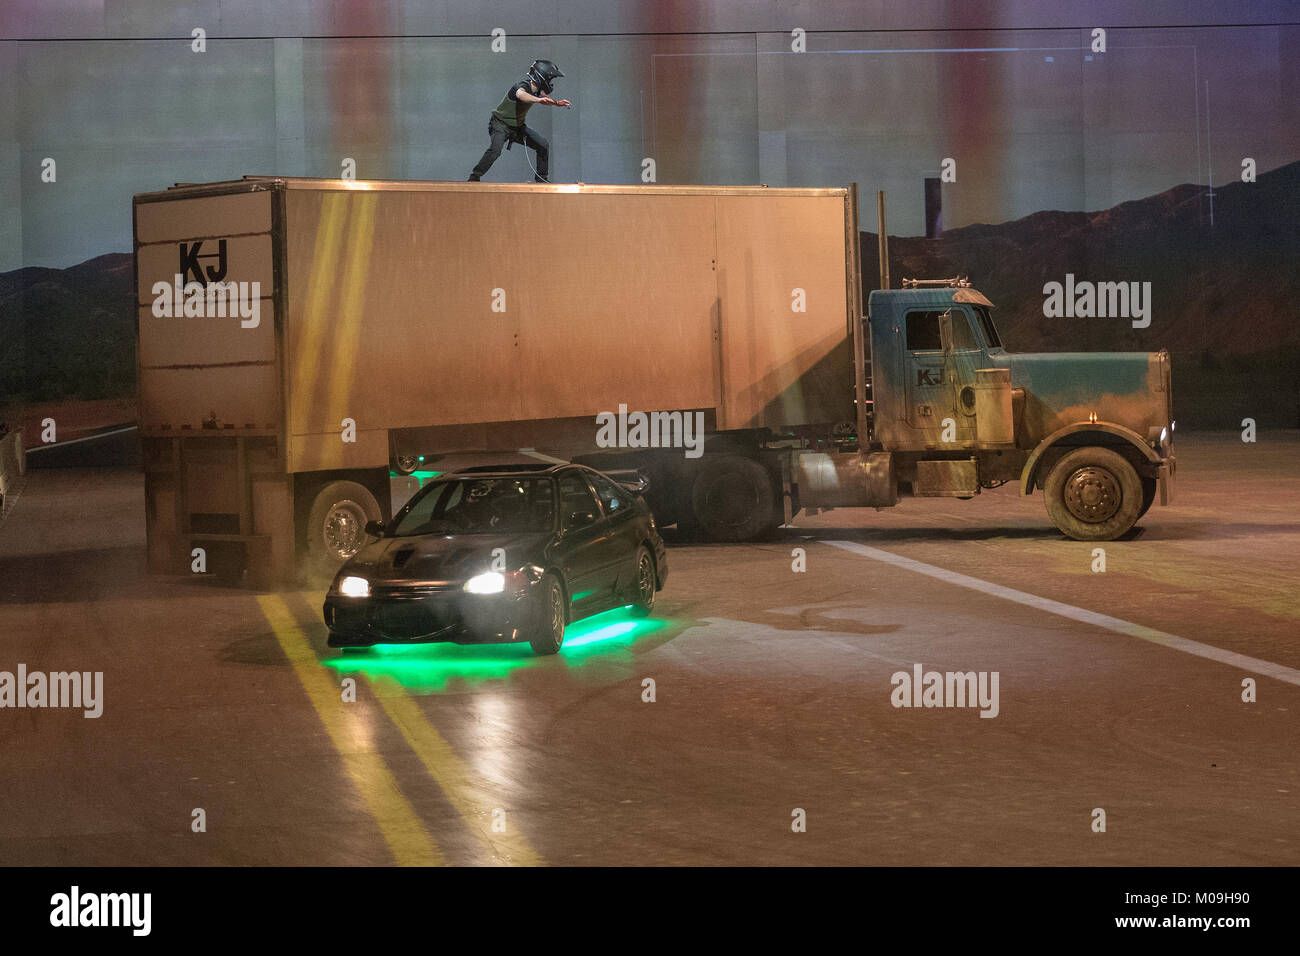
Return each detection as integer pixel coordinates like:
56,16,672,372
274,181,853,473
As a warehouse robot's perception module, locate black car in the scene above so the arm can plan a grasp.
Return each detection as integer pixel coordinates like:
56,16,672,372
322,463,668,654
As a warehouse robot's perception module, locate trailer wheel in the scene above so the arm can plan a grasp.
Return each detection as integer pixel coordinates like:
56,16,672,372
691,456,777,542
1043,447,1143,541
391,453,420,476
307,480,382,576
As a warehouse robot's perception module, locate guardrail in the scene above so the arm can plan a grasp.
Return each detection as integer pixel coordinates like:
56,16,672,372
0,430,27,503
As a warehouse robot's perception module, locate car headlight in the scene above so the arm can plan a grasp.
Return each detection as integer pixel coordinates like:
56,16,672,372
464,571,506,594
338,575,371,598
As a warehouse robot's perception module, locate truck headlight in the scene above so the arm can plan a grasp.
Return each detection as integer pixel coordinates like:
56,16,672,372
464,571,506,594
338,575,371,598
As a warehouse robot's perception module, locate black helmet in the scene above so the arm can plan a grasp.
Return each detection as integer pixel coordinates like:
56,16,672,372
528,59,564,95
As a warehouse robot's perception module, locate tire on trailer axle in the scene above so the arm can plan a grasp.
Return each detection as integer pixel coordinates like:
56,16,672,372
690,455,777,542
306,480,382,577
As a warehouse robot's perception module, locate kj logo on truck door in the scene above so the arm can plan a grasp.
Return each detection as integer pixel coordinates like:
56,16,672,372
150,238,261,328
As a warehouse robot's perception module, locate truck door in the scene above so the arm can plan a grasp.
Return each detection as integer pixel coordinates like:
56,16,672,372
903,310,955,436
903,308,984,442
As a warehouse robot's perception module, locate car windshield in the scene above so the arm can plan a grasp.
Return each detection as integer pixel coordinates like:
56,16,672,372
391,477,556,536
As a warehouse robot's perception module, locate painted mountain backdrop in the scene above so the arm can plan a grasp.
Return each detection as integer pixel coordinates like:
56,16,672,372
1,162,1297,431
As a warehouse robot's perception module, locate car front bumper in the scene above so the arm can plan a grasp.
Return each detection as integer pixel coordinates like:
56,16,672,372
323,587,534,647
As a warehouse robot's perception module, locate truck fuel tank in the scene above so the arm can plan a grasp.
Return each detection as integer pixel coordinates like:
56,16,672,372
795,451,897,509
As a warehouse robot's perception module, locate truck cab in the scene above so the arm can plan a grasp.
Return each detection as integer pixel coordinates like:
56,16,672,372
864,278,1176,540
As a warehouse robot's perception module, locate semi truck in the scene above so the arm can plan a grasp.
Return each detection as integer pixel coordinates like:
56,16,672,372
133,176,1175,585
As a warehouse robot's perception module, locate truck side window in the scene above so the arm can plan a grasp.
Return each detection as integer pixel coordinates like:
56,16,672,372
950,309,979,350
974,305,1002,348
905,311,944,351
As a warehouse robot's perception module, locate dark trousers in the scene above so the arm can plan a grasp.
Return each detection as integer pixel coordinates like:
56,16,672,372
470,115,550,182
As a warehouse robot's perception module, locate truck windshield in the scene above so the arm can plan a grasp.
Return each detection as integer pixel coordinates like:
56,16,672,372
974,305,1002,348
392,477,556,536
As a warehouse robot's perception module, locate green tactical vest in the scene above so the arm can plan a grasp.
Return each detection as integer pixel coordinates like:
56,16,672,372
491,82,536,127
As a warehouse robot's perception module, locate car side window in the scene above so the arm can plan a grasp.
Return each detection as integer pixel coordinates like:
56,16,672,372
558,473,600,529
587,473,629,516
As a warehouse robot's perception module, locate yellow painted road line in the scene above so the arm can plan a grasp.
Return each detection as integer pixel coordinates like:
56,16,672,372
367,681,545,867
284,591,544,866
257,594,443,866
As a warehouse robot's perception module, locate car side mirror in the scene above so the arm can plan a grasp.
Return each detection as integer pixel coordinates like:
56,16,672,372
566,510,597,530
620,474,650,494
939,311,955,356
364,519,386,537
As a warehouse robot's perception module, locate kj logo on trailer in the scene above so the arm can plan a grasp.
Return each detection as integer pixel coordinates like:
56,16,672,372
150,239,261,328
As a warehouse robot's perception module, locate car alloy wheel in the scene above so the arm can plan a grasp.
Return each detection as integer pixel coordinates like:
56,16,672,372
630,546,655,617
529,575,566,655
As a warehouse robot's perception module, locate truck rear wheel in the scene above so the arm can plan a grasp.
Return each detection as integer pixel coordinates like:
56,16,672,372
307,480,382,576
690,456,776,542
1043,447,1143,541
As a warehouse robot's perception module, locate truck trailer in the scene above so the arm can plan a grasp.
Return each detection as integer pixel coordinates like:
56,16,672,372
133,176,1175,585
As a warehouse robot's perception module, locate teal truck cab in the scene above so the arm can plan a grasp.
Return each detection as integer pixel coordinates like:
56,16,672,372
847,276,1175,540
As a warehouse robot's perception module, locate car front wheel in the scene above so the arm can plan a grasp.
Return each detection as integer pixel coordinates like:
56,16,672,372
528,574,566,655
629,546,656,618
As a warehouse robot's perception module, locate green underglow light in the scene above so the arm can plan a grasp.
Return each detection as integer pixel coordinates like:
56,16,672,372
388,469,442,484
321,606,670,691
323,641,536,693
561,606,666,652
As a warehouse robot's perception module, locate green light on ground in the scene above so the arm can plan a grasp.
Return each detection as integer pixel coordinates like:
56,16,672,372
323,641,536,693
321,607,668,691
561,606,666,652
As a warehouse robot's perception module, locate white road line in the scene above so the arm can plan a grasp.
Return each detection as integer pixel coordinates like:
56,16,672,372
826,539,1300,688
24,425,137,452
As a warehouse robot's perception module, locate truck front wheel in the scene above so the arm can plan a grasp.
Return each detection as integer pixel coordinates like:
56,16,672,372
690,456,777,542
307,480,382,576
1043,447,1143,541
